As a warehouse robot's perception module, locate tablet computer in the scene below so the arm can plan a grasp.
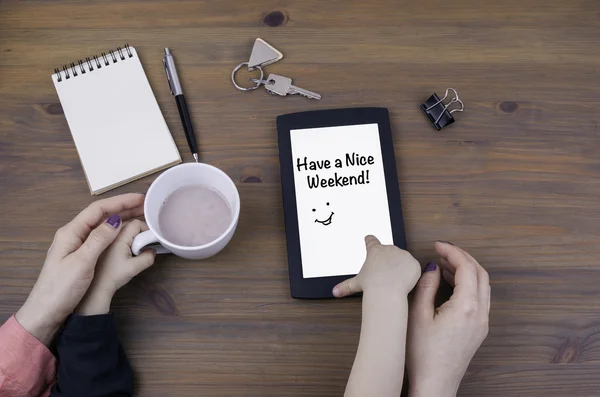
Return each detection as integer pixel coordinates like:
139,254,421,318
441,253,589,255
277,107,406,298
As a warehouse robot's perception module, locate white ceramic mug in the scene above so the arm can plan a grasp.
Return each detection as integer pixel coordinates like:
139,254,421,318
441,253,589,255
132,163,240,260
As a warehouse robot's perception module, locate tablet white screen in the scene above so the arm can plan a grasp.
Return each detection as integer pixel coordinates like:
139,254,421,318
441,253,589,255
289,123,394,279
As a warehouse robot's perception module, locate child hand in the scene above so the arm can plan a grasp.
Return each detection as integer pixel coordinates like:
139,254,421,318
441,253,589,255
76,219,156,315
332,235,421,299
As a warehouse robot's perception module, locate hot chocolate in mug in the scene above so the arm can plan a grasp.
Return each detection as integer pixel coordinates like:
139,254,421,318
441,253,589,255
132,163,240,260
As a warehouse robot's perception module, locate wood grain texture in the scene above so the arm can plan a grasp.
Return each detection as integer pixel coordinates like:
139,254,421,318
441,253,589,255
1,0,600,395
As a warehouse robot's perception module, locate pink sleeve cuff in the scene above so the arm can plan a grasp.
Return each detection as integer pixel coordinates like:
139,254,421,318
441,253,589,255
0,315,56,397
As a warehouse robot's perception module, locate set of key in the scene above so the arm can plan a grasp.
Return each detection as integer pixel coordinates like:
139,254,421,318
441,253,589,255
253,74,321,100
231,38,321,100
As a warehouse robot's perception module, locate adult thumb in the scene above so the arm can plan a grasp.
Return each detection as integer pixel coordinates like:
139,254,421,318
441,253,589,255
333,276,361,298
411,262,441,321
76,214,122,263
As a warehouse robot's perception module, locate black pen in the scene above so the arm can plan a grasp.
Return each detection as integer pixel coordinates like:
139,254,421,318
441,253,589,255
163,48,199,162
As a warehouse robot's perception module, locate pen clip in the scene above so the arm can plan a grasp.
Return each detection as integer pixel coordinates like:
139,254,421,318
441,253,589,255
163,58,174,95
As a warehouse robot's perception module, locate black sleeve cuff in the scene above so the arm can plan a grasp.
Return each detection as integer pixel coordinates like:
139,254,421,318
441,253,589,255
62,313,116,337
50,312,134,397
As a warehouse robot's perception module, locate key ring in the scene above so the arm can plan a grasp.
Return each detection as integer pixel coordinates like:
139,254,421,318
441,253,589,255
231,62,264,91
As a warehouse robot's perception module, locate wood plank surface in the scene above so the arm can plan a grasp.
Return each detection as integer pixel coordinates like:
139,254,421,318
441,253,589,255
1,0,600,395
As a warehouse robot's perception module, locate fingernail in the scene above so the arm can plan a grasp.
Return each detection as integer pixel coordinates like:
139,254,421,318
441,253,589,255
424,262,437,272
135,192,146,195
106,214,121,229
437,240,455,246
332,286,341,297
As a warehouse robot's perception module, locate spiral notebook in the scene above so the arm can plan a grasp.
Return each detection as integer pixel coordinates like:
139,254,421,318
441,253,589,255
52,45,181,195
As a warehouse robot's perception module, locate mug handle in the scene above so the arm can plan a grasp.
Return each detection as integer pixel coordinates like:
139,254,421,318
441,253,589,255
131,230,171,256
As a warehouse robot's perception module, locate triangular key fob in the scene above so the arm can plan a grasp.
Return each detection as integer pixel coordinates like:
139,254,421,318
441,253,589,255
248,38,283,70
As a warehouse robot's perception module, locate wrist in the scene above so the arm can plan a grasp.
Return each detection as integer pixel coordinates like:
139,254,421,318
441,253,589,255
363,287,409,303
408,378,459,397
75,285,114,315
409,389,457,397
362,289,408,322
15,299,62,346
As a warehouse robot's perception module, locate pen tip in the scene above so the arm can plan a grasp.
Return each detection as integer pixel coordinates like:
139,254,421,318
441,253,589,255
193,153,199,163
164,48,170,55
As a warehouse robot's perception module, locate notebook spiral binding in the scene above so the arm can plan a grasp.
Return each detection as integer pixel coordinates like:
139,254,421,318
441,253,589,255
53,44,133,83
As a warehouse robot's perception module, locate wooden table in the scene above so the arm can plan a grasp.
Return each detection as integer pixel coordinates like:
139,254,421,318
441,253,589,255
2,1,600,396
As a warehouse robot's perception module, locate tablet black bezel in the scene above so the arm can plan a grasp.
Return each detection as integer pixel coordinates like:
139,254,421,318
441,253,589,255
277,107,407,299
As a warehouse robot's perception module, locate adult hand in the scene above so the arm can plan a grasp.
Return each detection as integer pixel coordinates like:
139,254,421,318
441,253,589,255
333,235,421,299
407,241,490,397
76,219,156,315
15,193,145,346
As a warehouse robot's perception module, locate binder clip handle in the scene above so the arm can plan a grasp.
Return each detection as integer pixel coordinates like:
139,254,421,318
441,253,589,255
420,88,464,130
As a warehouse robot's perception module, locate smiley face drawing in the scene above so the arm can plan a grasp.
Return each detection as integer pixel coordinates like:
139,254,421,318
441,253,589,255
313,202,334,226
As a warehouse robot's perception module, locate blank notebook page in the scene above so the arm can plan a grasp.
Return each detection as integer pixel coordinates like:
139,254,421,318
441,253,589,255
52,46,181,195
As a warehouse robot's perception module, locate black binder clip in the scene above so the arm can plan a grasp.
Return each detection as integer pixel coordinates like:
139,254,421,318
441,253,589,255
420,88,464,130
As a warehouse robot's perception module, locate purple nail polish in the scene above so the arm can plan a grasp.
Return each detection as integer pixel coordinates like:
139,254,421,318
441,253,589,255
437,240,455,246
106,214,121,229
424,262,437,272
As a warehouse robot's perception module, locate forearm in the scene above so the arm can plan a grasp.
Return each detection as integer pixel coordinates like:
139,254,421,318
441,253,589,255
0,315,57,396
344,291,409,397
